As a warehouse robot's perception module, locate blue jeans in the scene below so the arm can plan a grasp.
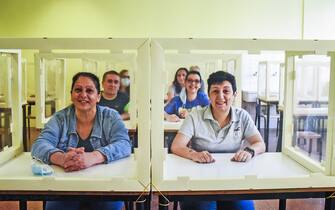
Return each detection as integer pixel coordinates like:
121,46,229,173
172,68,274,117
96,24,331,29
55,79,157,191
180,200,254,210
45,201,124,210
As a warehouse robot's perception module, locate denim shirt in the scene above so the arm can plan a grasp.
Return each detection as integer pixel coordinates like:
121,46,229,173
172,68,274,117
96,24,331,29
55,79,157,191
31,105,132,164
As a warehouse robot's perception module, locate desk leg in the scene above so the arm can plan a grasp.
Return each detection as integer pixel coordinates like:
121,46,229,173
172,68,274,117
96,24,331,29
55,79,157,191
279,199,286,210
135,201,145,210
325,194,335,210
19,201,27,210
27,105,32,147
256,99,261,131
22,105,28,152
159,195,169,210
265,104,270,152
4,110,11,147
276,111,283,152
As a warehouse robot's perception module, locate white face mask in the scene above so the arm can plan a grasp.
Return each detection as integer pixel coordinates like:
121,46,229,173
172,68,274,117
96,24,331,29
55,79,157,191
121,78,130,87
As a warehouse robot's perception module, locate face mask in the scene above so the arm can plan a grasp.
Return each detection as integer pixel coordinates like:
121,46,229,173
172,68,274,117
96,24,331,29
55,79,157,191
121,78,130,87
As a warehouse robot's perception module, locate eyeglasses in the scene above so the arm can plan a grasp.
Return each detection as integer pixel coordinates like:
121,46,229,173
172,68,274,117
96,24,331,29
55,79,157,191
187,79,201,84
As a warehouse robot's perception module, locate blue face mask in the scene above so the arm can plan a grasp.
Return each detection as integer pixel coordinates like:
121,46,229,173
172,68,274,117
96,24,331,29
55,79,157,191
121,78,130,87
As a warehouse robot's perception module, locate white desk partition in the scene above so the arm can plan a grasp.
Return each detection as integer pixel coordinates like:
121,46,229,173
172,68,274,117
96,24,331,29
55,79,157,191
152,39,335,193
282,52,334,175
35,55,66,129
0,49,23,164
0,39,150,193
35,51,138,129
257,61,282,101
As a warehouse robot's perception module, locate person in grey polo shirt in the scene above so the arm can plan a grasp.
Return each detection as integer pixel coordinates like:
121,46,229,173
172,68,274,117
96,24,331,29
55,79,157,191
171,71,265,210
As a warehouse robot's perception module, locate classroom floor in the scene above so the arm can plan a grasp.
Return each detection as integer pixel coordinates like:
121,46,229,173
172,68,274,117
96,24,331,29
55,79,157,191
0,197,325,210
0,128,327,210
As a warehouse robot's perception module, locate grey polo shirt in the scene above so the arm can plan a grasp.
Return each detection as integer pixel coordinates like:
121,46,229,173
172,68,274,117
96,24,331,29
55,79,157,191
178,106,261,153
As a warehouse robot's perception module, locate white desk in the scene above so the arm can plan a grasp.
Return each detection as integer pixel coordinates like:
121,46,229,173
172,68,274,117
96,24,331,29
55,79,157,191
293,107,328,116
0,153,150,210
0,153,139,191
164,153,310,180
157,153,335,210
163,120,183,131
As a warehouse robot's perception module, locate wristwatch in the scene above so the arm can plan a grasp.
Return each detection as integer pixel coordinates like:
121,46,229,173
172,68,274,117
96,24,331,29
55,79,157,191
244,147,255,158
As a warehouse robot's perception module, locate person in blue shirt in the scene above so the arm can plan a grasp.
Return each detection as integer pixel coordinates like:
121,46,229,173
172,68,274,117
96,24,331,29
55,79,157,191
31,72,131,210
164,70,210,122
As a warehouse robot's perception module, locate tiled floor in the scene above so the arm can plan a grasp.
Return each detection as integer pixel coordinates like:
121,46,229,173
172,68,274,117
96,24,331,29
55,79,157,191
0,197,326,210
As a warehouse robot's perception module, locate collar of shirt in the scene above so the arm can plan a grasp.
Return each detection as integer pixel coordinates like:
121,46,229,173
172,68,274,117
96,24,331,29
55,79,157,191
67,104,103,139
203,106,238,124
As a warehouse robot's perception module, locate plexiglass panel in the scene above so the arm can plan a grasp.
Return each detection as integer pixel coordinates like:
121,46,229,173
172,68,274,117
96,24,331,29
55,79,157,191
279,63,285,107
257,61,281,100
44,59,61,118
292,55,330,163
257,62,267,99
21,59,27,104
0,53,14,150
82,58,98,74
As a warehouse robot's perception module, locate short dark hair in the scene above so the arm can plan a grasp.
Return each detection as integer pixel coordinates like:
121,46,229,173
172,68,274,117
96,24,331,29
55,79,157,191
102,70,120,82
71,72,100,93
207,71,237,94
186,70,202,81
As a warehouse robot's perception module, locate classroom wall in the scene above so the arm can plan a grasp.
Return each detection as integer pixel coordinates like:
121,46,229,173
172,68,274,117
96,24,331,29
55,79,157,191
0,0,303,39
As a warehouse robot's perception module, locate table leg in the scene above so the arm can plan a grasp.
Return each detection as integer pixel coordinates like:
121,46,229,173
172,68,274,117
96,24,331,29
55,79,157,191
135,201,145,210
265,103,270,152
4,109,11,147
159,195,169,210
19,201,27,210
276,110,283,152
325,194,335,210
22,104,28,152
279,199,286,210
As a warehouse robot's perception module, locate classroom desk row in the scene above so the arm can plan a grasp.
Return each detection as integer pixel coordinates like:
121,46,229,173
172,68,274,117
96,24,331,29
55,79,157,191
1,153,334,210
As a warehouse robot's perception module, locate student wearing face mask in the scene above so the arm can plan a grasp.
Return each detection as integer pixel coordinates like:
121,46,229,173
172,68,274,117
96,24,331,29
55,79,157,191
120,69,130,97
99,70,130,120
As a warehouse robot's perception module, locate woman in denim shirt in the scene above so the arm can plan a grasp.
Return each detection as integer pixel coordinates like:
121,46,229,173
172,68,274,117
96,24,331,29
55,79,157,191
31,72,131,210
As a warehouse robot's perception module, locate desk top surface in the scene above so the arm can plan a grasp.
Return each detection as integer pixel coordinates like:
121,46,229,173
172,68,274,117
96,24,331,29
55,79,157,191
164,153,311,180
0,153,137,179
164,120,183,131
293,107,328,116
257,96,279,103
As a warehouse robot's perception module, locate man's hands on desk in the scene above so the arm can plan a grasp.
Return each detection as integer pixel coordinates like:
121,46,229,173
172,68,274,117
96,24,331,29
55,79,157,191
50,147,106,172
190,150,252,163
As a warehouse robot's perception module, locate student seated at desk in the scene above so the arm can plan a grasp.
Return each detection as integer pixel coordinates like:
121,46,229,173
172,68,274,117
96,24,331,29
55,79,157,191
164,70,210,122
171,71,265,210
98,70,130,120
120,69,130,97
166,67,188,103
31,72,131,210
